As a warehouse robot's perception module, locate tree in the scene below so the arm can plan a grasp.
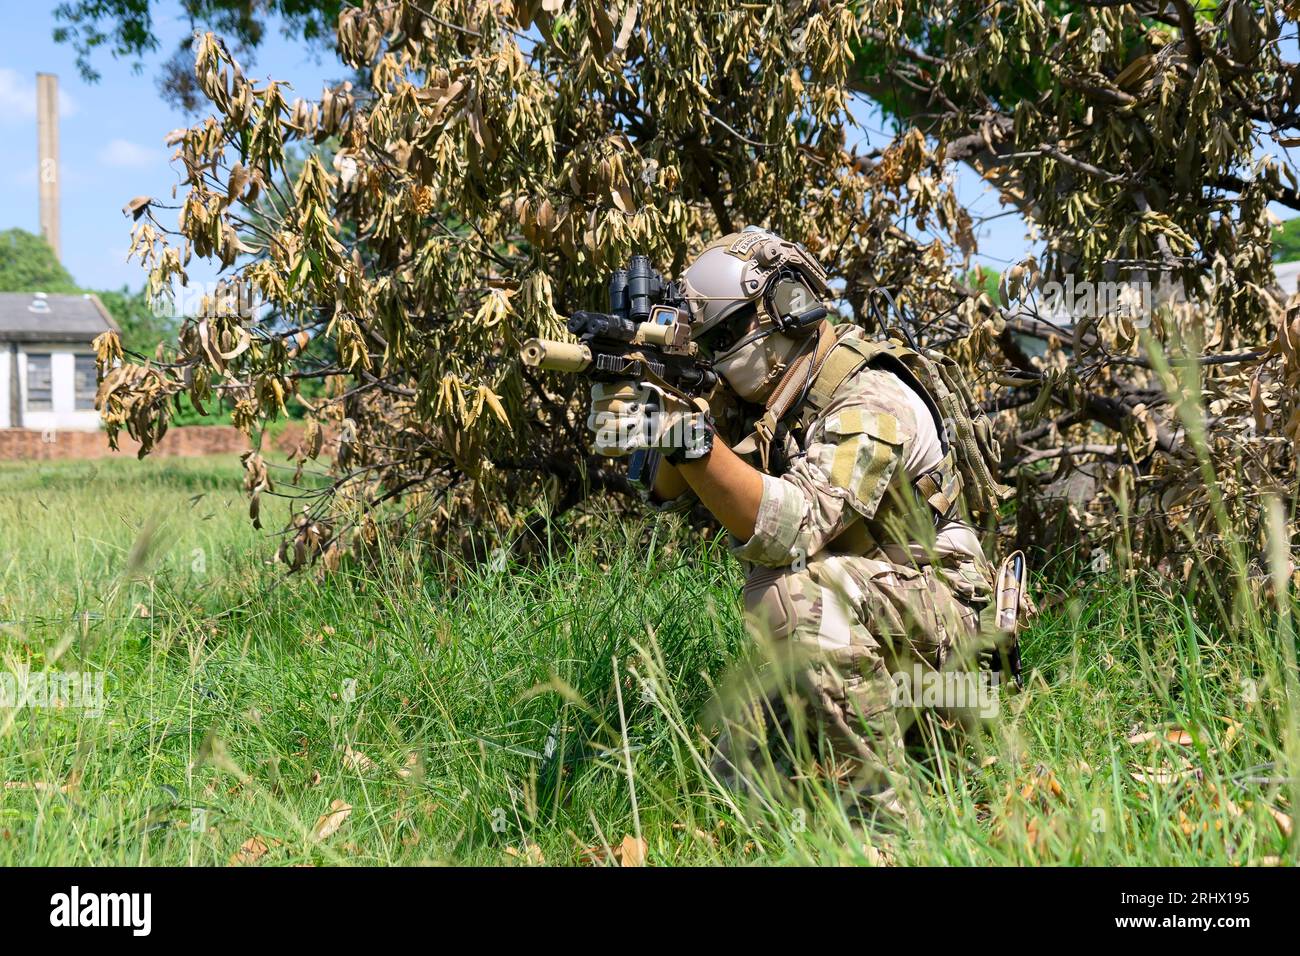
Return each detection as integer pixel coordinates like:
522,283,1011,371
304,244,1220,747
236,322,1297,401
0,229,79,293
854,1,1299,571
98,1,1297,581
1274,218,1300,262
52,0,342,109
93,285,177,357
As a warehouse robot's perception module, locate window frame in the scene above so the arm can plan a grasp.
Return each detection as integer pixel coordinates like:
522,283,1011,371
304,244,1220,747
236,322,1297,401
25,353,53,412
74,354,97,410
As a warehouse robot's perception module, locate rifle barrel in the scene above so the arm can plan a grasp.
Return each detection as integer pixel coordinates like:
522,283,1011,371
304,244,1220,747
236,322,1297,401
520,338,592,373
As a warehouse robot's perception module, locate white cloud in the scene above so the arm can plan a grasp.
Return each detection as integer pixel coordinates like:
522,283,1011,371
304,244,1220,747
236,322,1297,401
0,68,77,123
98,138,156,168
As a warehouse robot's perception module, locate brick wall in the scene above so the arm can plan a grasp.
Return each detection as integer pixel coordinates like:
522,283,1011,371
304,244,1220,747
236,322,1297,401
0,424,326,461
0,422,327,461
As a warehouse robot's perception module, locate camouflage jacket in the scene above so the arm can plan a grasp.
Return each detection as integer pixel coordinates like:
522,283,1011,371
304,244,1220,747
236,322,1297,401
654,327,988,574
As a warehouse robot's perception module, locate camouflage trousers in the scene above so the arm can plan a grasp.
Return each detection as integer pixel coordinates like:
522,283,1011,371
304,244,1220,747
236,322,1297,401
712,554,991,820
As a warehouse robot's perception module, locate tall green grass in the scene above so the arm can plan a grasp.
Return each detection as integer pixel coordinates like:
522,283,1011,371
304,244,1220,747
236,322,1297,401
0,455,1295,865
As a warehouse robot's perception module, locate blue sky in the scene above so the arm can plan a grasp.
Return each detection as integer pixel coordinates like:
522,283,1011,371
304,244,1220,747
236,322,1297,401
0,1,345,292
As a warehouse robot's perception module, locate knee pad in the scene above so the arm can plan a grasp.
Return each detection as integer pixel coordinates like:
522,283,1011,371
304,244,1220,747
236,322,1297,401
742,565,798,640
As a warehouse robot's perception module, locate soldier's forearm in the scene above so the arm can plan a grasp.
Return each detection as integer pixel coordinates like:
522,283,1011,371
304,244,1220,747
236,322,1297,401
650,457,689,502
675,438,764,541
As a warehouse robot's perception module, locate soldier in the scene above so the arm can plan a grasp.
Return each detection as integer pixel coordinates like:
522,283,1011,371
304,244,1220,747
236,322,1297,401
586,228,999,824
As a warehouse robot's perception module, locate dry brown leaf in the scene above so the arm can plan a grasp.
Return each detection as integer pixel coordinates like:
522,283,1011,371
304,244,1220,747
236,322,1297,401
342,746,376,773
1182,813,1222,835
579,834,647,866
312,799,352,840
860,842,894,867
122,195,153,220
617,834,647,867
504,842,545,865
1126,726,1194,746
1265,804,1293,837
230,836,270,866
670,822,718,846
397,752,420,779
1018,765,1064,803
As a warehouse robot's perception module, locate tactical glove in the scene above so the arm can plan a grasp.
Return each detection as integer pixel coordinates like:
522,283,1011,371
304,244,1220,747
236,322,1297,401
586,381,714,461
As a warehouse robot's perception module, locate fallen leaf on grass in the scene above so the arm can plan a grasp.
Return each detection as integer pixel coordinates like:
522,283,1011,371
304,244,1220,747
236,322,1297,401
1265,804,1293,838
1219,717,1243,750
859,842,894,867
312,799,352,840
1177,810,1222,836
580,834,648,866
397,752,420,780
670,822,718,846
232,836,268,865
229,835,282,866
341,746,376,773
617,834,647,866
504,842,545,865
1018,765,1063,803
1126,727,1194,746
992,765,1069,857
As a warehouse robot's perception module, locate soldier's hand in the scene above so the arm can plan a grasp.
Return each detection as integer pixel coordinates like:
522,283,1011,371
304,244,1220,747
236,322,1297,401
586,381,712,459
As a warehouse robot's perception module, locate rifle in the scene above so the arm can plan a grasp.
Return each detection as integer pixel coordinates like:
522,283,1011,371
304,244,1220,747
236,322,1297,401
520,255,717,398
520,255,717,488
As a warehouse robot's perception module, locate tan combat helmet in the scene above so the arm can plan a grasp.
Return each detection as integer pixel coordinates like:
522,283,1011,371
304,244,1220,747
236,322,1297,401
680,228,832,341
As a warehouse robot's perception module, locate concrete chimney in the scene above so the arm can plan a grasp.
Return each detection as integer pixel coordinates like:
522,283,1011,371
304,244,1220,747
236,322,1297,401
36,72,60,261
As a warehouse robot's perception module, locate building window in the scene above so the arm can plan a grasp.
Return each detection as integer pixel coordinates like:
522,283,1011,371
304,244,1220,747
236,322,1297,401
75,354,97,410
26,354,52,411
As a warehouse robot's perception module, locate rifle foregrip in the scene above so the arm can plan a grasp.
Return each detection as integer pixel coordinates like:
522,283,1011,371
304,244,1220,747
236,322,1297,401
520,338,593,373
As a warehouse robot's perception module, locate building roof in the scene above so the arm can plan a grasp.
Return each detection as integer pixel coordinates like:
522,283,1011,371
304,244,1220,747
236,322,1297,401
0,292,120,344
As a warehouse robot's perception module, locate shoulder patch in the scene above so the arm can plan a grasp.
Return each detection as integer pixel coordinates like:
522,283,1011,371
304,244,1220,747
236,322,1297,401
820,411,905,520
824,409,903,444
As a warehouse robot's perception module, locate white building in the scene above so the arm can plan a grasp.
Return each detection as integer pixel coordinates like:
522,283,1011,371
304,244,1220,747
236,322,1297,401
0,292,119,432
1274,259,1300,297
